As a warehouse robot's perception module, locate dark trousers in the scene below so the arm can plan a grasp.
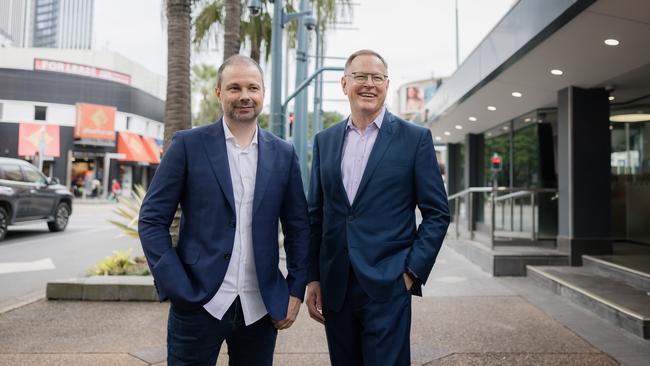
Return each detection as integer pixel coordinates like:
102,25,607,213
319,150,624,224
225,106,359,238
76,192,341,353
323,269,412,366
167,297,277,366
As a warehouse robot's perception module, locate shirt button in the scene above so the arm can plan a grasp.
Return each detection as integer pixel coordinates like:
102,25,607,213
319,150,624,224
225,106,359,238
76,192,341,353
230,219,236,228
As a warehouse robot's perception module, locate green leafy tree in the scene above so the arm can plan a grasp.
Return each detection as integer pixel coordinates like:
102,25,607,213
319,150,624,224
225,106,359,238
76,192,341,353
192,64,222,126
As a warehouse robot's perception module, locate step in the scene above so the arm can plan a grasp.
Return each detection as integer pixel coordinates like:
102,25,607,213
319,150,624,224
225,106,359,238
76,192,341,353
583,255,650,292
527,265,650,339
446,239,568,276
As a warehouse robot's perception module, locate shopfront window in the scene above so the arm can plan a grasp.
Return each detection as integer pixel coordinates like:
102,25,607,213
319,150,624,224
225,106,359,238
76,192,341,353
610,99,650,245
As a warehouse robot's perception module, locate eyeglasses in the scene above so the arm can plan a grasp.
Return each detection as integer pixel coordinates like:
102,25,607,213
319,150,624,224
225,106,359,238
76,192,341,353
346,72,388,86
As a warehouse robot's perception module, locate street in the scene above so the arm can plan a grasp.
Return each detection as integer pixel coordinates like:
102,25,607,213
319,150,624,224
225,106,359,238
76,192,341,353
0,201,144,312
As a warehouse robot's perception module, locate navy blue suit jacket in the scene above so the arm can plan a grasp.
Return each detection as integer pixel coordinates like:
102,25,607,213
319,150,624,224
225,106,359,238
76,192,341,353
308,111,450,311
139,120,310,320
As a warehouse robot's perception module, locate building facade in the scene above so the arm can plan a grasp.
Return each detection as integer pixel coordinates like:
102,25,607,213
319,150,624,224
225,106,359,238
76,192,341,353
32,0,93,49
423,0,650,339
0,47,165,198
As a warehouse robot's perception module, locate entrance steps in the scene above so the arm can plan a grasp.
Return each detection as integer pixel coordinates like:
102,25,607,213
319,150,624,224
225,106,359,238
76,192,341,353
445,238,568,276
527,255,650,339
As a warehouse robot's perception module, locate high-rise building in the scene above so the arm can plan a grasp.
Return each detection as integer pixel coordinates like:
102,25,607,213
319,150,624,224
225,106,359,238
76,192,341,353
0,0,34,47
32,0,93,49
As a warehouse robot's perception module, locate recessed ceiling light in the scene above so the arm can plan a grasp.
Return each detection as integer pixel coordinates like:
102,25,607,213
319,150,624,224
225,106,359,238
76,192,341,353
435,136,442,141
487,106,496,111
610,114,650,123
512,92,522,98
455,125,463,130
502,126,509,131
524,118,531,122
604,39,619,46
486,132,492,137
444,131,451,136
468,116,477,122
609,96,615,101
551,69,564,76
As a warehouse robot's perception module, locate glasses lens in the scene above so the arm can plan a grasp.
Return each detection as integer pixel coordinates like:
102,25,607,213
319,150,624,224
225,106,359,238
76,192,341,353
350,73,386,85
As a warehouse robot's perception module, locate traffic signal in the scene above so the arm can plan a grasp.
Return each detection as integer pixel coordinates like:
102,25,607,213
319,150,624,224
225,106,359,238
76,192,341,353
491,153,502,172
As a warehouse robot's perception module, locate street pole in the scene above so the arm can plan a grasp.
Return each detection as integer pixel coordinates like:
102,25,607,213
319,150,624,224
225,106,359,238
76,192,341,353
312,21,323,135
270,0,285,138
455,0,460,68
294,0,310,190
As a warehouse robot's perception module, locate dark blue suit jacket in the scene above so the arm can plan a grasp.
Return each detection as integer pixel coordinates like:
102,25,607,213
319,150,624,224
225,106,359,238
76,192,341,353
308,111,450,311
139,120,310,320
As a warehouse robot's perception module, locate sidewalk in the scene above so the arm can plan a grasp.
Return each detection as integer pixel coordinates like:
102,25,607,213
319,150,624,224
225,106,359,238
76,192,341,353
0,244,647,365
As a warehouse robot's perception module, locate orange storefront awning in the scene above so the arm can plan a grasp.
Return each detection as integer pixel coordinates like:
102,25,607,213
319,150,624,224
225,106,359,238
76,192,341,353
141,137,161,164
117,132,155,163
18,122,60,157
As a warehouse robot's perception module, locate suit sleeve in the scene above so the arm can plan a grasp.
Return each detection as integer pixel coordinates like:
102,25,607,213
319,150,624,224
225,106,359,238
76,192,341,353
307,135,323,283
406,129,450,284
138,132,193,304
279,145,310,301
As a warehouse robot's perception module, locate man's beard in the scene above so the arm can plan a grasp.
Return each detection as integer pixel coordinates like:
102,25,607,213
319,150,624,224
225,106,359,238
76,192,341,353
227,101,260,123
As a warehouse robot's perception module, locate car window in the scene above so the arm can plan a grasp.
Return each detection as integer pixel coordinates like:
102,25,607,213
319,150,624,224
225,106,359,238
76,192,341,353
21,166,47,184
0,164,24,181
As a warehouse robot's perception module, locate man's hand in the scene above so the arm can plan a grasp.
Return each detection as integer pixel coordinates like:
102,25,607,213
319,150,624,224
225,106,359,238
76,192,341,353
403,272,413,291
272,296,301,330
306,281,325,324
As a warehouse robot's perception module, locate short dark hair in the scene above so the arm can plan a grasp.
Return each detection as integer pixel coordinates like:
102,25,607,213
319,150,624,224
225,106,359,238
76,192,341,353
344,49,388,73
216,55,265,89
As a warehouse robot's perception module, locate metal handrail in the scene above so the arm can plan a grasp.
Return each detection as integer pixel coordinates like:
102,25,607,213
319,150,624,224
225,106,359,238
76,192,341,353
447,186,558,247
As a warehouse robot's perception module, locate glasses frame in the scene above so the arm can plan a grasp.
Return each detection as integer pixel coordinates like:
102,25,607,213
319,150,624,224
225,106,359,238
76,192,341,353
345,72,389,86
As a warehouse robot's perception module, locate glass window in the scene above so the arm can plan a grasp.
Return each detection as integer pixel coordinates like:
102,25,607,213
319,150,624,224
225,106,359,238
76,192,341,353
484,123,511,187
513,125,539,188
0,164,24,181
0,102,3,120
34,106,47,121
21,166,47,184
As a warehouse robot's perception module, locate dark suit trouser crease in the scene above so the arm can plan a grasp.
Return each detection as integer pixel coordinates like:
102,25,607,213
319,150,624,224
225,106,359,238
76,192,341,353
167,297,277,366
323,268,412,366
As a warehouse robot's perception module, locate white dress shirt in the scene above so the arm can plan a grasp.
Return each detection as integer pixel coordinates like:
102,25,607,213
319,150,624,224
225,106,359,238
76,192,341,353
203,121,267,325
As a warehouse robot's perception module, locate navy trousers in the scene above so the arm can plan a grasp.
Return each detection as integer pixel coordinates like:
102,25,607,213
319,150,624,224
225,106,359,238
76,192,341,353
323,269,412,366
166,297,277,366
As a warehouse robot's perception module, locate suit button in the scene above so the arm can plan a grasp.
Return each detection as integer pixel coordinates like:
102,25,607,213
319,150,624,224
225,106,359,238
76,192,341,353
224,253,231,260
343,248,348,253
230,219,236,228
347,215,354,221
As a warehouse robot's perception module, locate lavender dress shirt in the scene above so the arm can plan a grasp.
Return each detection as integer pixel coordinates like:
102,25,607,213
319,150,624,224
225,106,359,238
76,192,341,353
341,107,386,204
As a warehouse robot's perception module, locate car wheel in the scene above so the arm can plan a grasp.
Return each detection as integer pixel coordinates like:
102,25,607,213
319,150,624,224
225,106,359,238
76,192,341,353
48,202,71,232
0,207,7,241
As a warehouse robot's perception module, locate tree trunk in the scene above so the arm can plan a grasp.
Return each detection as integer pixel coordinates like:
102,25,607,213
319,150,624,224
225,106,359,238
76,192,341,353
164,0,192,151
223,0,241,61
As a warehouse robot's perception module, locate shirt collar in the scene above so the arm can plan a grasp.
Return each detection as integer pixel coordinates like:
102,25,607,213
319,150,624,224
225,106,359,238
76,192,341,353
223,120,258,146
346,106,386,130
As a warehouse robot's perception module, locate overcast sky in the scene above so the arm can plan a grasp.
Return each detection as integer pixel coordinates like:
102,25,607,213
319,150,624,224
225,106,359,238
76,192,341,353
94,0,516,115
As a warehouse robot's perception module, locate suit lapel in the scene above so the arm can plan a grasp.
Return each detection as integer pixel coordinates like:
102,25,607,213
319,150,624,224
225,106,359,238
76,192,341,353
332,120,351,208
252,128,276,216
201,119,236,213
352,112,395,205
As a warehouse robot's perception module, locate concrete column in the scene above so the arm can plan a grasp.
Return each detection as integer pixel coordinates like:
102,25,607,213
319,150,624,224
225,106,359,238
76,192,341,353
557,86,611,265
464,133,484,226
446,143,462,217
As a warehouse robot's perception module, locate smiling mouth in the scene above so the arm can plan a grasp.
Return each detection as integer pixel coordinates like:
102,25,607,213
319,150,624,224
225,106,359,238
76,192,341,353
358,93,376,98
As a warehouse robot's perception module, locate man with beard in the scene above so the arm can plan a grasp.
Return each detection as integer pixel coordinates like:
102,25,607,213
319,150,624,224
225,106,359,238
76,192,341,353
306,49,450,365
139,55,310,365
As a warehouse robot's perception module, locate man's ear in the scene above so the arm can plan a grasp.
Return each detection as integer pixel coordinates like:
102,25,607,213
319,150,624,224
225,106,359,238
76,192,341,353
215,86,221,99
341,77,348,95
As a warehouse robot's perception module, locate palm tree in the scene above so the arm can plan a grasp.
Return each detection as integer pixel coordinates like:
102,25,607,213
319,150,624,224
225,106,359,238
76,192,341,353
164,0,194,150
223,0,242,59
194,0,351,64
